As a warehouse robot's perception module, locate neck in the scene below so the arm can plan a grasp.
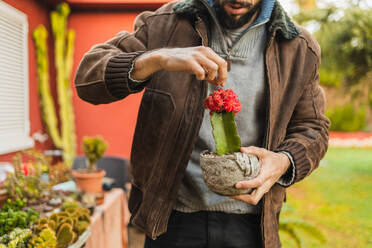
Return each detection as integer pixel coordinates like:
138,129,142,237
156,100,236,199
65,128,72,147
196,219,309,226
239,10,260,29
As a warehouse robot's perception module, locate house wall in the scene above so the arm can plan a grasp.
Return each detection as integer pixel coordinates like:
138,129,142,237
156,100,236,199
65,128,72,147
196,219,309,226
70,11,143,159
0,0,55,162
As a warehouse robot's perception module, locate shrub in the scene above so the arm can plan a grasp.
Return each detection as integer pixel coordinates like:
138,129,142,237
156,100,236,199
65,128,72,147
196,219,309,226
326,104,367,131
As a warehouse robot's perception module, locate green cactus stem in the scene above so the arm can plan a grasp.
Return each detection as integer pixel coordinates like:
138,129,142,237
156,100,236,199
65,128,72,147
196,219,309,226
56,223,75,248
32,26,62,149
32,3,76,168
211,111,241,156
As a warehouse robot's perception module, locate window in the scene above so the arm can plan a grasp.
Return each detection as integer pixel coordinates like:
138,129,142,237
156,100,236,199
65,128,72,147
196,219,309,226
0,1,33,154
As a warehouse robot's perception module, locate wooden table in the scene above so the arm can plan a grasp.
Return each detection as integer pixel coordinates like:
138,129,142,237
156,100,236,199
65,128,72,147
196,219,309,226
84,188,130,248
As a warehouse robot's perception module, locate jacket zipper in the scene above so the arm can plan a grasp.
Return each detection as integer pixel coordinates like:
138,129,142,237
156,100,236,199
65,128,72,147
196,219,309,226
260,33,275,248
263,36,274,149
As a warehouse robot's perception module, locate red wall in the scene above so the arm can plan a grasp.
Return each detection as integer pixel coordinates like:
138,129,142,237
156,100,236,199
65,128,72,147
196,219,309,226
0,0,55,162
70,11,143,159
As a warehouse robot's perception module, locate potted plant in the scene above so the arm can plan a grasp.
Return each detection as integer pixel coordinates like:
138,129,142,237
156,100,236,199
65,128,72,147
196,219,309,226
72,136,107,194
200,88,261,196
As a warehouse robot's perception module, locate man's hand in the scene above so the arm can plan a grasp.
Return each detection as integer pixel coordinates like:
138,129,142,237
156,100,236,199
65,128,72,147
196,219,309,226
230,146,291,205
130,46,228,86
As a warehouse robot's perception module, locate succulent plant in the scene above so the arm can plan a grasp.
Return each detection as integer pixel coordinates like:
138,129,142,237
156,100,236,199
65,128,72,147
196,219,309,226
5,152,50,203
0,201,39,236
27,228,56,248
32,202,90,248
204,88,242,155
56,223,75,248
82,136,108,172
0,228,32,248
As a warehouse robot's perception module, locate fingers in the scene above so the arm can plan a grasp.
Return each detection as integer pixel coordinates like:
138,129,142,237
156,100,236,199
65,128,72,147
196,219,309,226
235,176,264,189
241,146,268,159
187,61,207,81
159,46,228,85
195,54,219,82
200,47,228,85
231,181,271,205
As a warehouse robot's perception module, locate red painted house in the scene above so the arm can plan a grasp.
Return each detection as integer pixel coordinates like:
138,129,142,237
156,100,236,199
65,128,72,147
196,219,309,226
0,0,170,162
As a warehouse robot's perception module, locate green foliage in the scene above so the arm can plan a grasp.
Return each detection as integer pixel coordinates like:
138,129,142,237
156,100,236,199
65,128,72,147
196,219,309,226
27,228,56,248
32,2,76,168
0,207,39,236
326,104,366,131
2,199,26,212
82,136,108,172
294,4,372,86
61,201,79,211
279,204,326,248
210,112,241,155
4,153,49,203
0,228,32,247
281,148,372,247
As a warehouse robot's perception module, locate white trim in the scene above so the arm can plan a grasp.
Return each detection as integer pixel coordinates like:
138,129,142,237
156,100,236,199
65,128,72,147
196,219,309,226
0,1,33,155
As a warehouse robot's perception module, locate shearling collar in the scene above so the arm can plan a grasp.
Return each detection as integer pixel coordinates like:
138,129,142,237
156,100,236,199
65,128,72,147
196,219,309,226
173,0,301,40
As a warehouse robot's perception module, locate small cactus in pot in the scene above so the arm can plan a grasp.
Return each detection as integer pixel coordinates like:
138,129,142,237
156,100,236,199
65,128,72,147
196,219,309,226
72,136,108,194
200,89,260,196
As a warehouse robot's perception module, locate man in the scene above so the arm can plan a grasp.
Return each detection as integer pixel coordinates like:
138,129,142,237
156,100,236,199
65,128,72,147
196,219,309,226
74,0,330,247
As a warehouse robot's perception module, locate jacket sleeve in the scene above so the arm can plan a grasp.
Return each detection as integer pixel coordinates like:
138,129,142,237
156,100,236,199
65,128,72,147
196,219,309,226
275,62,330,187
74,11,153,105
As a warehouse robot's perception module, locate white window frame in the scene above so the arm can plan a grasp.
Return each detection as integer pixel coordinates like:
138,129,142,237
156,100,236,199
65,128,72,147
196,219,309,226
0,1,34,154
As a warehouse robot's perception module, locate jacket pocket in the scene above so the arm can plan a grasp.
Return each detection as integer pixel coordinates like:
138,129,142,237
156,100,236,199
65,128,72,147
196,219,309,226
131,87,176,187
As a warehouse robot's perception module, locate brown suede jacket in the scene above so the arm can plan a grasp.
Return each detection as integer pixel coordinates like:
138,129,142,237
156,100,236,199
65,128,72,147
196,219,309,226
74,0,330,247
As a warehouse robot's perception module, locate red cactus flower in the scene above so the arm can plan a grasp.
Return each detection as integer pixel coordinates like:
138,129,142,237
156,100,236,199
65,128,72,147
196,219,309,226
205,88,241,114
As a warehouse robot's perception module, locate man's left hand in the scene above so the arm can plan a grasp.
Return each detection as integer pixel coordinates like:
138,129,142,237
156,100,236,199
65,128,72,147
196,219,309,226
230,146,291,205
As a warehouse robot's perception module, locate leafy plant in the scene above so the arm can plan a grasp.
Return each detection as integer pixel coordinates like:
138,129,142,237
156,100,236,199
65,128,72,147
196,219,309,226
204,89,242,155
326,104,367,131
1,199,26,212
5,152,50,203
279,204,326,247
82,136,108,172
294,3,372,87
0,204,39,236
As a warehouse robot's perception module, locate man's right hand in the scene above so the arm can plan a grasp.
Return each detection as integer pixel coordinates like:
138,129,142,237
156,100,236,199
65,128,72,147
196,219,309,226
130,46,228,86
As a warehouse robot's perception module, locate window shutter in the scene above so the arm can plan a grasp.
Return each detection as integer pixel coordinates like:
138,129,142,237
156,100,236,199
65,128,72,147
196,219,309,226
0,1,33,154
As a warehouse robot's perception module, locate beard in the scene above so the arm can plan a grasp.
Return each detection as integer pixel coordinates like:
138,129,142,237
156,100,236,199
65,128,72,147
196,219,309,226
213,0,262,29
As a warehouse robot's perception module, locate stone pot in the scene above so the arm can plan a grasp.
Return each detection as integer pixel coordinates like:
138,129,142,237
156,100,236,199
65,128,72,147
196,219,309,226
72,169,106,194
200,151,260,196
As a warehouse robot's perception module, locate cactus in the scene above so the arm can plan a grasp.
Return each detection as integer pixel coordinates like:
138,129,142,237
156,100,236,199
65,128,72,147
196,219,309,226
205,89,242,155
32,203,90,248
82,136,108,172
32,3,76,168
56,223,75,248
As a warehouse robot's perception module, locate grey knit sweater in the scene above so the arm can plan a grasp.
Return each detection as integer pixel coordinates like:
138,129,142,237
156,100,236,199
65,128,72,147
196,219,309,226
173,22,268,214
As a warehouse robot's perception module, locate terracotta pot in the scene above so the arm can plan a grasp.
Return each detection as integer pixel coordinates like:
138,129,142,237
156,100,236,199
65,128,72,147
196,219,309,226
72,169,106,194
200,151,260,196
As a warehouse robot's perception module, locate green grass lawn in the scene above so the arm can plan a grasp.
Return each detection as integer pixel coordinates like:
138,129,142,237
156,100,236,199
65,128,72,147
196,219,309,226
279,148,372,248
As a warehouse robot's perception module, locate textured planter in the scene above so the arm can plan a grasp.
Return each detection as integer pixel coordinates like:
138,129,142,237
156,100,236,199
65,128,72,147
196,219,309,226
72,169,105,194
200,151,260,196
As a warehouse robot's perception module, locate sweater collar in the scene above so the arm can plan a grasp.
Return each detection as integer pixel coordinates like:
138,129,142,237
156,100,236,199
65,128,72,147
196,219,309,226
173,0,301,40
